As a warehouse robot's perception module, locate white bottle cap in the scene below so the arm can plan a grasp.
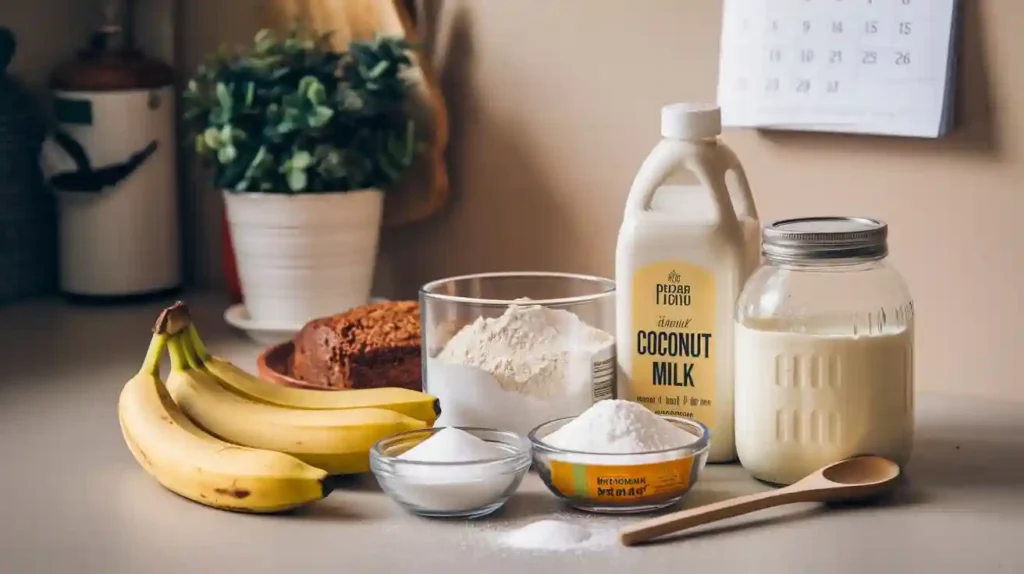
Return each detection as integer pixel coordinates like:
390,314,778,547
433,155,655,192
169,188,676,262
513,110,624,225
660,103,722,140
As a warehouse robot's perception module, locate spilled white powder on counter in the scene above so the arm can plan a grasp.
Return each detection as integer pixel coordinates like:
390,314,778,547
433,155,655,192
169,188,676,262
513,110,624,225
543,399,698,454
496,520,616,553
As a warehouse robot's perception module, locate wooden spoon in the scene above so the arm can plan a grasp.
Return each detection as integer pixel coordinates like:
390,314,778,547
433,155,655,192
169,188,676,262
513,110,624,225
619,456,901,546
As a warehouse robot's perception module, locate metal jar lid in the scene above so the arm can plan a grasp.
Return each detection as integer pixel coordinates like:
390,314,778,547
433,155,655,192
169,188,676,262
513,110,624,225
762,217,888,262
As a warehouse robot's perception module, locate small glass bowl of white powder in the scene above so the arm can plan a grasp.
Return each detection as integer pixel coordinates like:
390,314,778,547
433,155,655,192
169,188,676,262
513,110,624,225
529,399,710,514
370,426,532,519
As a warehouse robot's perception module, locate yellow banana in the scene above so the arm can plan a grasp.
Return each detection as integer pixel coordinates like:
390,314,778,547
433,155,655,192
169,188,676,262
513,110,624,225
117,320,330,513
187,324,440,424
166,333,427,475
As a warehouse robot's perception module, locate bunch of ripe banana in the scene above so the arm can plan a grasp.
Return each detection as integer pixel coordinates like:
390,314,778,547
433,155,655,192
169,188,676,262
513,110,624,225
117,301,439,513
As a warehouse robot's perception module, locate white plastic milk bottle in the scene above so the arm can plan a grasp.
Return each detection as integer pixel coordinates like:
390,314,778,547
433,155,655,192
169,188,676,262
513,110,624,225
616,103,759,463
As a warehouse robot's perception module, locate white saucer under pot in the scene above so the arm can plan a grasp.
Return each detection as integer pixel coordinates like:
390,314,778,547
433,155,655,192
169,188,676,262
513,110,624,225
224,297,390,345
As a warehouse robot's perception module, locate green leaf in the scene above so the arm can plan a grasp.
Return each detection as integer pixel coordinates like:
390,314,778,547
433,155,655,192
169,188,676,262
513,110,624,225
251,145,270,168
243,146,270,183
291,150,312,169
282,91,305,111
215,82,232,111
287,168,308,192
194,134,207,154
298,75,318,97
244,82,255,107
307,105,333,128
218,144,237,164
368,60,389,78
307,80,327,105
254,29,275,53
209,107,231,125
202,127,222,149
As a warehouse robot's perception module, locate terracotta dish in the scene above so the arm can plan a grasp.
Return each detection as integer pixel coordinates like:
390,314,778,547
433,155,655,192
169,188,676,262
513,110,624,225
257,341,325,390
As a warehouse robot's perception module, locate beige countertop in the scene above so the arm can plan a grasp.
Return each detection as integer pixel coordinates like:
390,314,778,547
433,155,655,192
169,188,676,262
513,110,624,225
0,294,1021,573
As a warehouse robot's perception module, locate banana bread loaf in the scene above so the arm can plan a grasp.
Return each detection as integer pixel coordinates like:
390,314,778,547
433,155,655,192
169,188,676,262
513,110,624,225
289,300,422,390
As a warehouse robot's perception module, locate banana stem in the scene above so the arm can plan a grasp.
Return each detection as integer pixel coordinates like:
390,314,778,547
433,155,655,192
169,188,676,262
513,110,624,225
167,336,189,372
187,324,212,361
182,334,203,370
140,334,168,376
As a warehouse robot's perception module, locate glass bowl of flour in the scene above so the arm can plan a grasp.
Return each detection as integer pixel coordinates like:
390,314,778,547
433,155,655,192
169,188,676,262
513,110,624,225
370,426,532,518
420,272,616,438
529,399,710,514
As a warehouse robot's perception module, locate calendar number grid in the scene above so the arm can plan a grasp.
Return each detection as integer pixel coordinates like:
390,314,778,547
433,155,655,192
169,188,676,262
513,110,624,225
717,0,958,138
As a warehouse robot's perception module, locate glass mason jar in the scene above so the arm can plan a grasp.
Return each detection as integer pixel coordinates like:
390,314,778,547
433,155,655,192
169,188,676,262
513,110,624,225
734,217,914,485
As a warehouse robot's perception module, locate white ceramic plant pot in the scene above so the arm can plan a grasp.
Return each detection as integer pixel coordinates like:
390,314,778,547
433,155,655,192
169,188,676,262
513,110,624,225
223,189,384,327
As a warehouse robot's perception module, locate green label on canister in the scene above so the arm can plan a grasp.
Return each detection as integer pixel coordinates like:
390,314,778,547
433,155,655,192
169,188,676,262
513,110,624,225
53,96,93,125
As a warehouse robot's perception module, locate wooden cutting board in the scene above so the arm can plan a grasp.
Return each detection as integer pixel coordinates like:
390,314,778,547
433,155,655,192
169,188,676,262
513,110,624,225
262,0,450,228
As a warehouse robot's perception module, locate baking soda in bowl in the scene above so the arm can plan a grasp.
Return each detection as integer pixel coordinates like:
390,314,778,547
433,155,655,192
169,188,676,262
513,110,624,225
371,427,532,518
544,399,699,456
530,400,710,513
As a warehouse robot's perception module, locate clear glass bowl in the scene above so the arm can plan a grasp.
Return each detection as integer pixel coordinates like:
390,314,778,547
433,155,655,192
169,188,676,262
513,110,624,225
420,272,616,438
529,415,709,514
369,427,532,519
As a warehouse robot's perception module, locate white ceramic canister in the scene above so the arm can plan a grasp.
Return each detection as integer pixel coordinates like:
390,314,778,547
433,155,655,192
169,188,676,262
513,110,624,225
734,217,915,485
616,103,760,463
223,189,384,327
44,48,179,299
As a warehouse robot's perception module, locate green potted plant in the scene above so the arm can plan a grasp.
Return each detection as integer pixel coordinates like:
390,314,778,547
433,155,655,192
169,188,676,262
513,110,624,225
184,27,418,328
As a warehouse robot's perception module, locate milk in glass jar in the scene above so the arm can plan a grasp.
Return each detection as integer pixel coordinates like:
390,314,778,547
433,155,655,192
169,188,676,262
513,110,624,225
734,217,914,485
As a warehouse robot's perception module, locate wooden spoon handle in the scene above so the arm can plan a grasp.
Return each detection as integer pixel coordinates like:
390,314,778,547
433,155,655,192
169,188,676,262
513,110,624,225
620,487,812,546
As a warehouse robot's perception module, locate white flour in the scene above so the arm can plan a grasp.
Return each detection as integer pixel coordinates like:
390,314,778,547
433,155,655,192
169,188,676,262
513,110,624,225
389,428,520,513
427,300,614,437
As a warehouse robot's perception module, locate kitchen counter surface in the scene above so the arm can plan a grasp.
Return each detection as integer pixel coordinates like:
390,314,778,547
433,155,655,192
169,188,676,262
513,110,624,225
1,294,1021,573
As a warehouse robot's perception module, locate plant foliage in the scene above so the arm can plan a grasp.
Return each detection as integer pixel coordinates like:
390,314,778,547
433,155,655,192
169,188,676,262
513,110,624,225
183,26,418,193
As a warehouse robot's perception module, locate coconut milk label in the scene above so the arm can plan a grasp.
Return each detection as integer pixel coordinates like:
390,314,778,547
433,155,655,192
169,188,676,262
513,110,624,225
628,261,716,427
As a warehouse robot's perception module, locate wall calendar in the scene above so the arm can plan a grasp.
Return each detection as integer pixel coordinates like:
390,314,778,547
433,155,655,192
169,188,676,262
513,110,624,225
717,0,959,138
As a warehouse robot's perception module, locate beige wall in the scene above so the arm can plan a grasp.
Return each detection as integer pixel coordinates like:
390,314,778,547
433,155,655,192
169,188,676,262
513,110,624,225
386,0,1022,404
1,0,101,90
8,1,1020,402
1,0,174,89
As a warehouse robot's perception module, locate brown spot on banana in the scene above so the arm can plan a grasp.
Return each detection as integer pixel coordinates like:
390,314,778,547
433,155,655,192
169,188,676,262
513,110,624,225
214,488,252,499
